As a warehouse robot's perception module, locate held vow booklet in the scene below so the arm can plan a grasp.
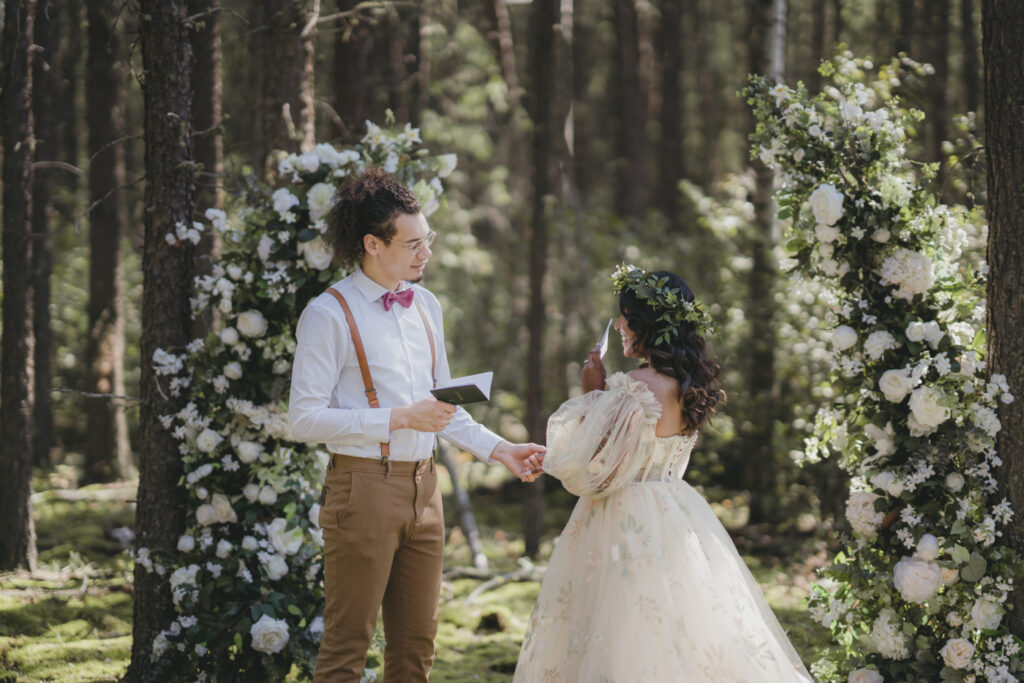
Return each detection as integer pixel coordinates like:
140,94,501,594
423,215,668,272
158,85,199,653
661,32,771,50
430,371,493,405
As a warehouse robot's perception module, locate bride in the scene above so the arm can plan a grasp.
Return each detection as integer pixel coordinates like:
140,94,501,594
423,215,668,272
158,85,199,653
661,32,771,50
514,266,813,682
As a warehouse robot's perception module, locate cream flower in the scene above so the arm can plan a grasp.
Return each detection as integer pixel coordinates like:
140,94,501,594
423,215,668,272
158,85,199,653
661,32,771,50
908,386,950,430
946,472,965,492
808,183,845,226
832,325,858,351
864,422,896,458
893,556,941,603
845,491,884,537
267,518,304,556
939,638,975,669
237,310,268,338
848,669,884,683
915,534,939,560
237,440,263,464
306,182,336,223
878,369,913,403
970,596,1003,630
249,614,290,654
210,493,238,524
298,236,334,270
196,428,223,453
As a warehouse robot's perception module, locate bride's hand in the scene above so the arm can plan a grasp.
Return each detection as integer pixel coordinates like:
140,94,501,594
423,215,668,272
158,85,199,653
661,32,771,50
581,344,606,393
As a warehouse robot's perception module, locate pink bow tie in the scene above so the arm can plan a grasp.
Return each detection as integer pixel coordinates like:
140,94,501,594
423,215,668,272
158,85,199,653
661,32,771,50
382,289,415,311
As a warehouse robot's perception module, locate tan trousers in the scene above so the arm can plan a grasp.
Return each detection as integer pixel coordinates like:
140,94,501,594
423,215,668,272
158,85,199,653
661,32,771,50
314,454,444,683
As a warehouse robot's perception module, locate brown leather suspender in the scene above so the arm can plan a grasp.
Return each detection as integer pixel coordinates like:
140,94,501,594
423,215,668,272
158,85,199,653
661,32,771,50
324,286,437,465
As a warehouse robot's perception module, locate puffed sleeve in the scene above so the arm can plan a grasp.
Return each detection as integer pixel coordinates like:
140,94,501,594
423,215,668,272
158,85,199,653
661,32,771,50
542,373,662,497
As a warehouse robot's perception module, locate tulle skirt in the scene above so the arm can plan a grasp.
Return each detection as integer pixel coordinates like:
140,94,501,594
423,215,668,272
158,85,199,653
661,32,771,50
514,480,813,682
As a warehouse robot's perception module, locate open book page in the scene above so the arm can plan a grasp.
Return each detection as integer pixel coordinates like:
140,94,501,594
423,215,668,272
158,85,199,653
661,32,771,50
430,371,493,405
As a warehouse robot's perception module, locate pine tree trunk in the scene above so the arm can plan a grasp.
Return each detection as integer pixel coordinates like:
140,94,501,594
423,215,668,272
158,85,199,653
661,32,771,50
189,0,223,339
694,0,720,187
658,0,685,233
59,2,81,179
982,0,1024,638
261,0,316,176
32,0,59,469
524,0,559,559
613,0,648,222
333,0,376,142
85,0,131,483
962,0,980,113
743,0,785,524
125,0,195,676
928,0,950,167
808,0,825,92
386,8,409,123
0,0,39,573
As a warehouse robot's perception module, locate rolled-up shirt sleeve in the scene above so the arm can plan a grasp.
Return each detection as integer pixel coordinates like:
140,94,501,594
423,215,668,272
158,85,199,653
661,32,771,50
288,303,392,445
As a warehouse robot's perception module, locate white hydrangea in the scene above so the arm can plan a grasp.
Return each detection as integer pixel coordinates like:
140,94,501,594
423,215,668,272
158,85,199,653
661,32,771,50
870,608,910,659
878,248,934,300
272,188,300,216
845,491,884,537
863,331,896,360
832,325,858,350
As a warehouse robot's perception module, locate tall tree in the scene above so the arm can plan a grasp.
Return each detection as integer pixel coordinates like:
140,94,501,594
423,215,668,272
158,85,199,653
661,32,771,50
188,0,223,337
743,0,786,523
85,0,132,483
524,0,559,558
657,0,686,233
125,0,195,676
613,0,648,222
260,0,317,175
31,0,59,468
1,0,39,572
962,0,980,113
927,0,951,166
983,0,1024,637
332,0,376,142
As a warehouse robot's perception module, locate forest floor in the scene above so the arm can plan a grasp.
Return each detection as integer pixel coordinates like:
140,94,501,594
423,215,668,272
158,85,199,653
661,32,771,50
0,465,833,682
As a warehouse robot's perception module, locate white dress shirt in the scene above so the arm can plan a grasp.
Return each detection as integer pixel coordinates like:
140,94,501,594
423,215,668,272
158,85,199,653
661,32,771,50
288,268,503,462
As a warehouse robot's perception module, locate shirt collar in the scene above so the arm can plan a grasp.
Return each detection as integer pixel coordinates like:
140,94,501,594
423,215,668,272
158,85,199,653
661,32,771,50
353,267,409,303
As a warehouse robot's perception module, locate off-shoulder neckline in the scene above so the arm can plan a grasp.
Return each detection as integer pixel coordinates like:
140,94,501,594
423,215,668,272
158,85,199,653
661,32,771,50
606,372,699,441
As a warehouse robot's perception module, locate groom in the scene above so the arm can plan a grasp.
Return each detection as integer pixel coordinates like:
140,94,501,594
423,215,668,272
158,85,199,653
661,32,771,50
288,168,544,682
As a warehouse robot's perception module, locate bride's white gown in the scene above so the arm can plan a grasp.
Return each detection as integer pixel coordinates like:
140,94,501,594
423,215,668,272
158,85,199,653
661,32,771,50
514,373,813,682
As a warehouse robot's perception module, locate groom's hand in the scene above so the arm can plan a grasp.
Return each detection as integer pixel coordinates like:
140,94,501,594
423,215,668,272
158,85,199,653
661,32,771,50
491,441,546,482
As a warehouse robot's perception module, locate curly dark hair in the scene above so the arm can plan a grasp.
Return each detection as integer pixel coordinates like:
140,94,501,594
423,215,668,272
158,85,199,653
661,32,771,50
618,271,725,435
324,168,421,268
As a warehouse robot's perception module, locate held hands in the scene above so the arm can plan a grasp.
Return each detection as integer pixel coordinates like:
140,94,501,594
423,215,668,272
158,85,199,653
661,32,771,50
491,441,546,483
391,397,457,432
581,344,607,393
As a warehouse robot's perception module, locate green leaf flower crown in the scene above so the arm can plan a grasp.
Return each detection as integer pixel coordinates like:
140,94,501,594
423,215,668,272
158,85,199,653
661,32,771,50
611,264,717,344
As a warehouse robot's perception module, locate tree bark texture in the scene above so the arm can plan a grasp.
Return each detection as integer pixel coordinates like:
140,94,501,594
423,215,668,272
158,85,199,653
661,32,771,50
31,0,59,468
982,0,1024,638
613,0,648,222
524,0,559,559
125,0,195,676
1,0,39,572
261,0,316,175
85,0,131,483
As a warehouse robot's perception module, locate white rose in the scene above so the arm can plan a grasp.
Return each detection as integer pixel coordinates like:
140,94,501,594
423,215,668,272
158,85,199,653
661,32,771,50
272,188,300,216
241,535,259,551
297,151,320,173
267,518,305,556
309,615,325,637
864,422,895,458
815,222,841,244
845,491,884,537
298,236,334,270
258,485,278,505
971,596,1003,630
871,228,890,243
905,321,926,342
909,386,950,429
915,534,939,560
237,441,263,464
907,412,935,437
864,331,896,360
921,321,943,348
870,471,903,497
196,503,218,526
949,322,975,347
306,182,336,223
237,310,268,338
223,362,242,380
211,493,238,524
308,503,321,527
848,669,884,683
226,264,243,280
893,556,941,603
219,326,240,345
808,183,845,226
249,614,290,654
216,539,233,559
243,483,261,502
878,369,913,403
939,638,975,669
832,325,858,351
196,428,223,453
940,567,959,585
262,553,289,581
946,612,963,626
177,534,196,552
946,472,965,492
258,234,274,262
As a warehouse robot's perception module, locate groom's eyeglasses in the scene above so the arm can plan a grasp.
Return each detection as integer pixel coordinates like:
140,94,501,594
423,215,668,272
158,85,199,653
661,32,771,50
398,231,437,253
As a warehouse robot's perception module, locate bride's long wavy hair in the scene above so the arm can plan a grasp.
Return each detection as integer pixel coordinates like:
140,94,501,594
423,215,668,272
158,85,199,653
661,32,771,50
618,271,725,435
